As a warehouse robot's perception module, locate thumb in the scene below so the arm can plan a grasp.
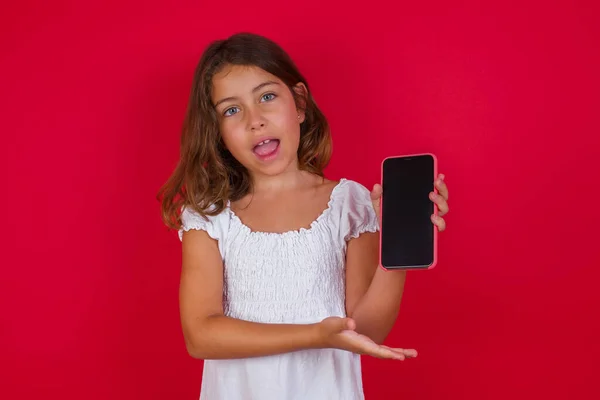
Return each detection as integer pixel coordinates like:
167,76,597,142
370,184,382,220
334,317,356,332
343,317,356,331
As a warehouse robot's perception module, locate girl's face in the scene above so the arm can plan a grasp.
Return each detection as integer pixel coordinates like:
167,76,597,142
211,64,305,179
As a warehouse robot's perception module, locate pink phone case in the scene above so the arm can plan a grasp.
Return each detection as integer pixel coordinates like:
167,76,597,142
379,153,439,271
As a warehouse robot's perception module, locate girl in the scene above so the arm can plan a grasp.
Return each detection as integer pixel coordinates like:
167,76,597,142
159,33,449,400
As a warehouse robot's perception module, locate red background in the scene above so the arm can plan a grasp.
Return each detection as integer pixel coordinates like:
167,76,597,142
2,1,599,399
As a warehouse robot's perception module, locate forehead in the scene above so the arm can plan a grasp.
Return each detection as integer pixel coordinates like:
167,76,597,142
211,65,282,101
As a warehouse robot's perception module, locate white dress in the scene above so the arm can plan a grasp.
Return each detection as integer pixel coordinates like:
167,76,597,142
179,178,380,400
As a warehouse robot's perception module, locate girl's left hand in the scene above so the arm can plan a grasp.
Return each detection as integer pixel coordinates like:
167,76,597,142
370,173,450,232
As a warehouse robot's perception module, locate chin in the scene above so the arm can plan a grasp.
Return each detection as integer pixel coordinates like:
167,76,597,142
253,159,296,177
247,152,298,177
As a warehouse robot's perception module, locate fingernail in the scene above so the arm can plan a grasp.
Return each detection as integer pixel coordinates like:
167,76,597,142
440,174,445,180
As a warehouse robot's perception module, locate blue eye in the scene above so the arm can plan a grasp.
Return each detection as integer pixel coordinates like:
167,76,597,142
261,93,276,102
223,107,239,117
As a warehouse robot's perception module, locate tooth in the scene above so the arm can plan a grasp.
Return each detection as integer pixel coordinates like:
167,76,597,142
264,139,270,144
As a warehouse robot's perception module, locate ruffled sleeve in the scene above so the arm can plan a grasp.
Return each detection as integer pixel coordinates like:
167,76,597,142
178,206,221,242
339,180,380,241
178,205,229,259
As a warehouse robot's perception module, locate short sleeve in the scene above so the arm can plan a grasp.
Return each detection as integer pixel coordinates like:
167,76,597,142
178,205,229,260
178,206,221,242
339,180,380,241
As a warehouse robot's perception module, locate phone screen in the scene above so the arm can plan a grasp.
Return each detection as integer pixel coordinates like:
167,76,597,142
381,154,435,269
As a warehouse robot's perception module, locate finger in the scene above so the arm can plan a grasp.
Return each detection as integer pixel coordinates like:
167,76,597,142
435,174,449,201
370,184,383,201
431,214,446,232
382,345,417,358
354,340,403,360
429,192,449,216
376,347,405,360
399,348,418,358
377,347,406,360
371,184,382,222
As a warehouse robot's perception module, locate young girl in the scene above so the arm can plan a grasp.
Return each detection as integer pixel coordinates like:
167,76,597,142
159,33,449,400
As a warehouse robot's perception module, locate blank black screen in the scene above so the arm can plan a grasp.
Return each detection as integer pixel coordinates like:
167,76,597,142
381,155,435,268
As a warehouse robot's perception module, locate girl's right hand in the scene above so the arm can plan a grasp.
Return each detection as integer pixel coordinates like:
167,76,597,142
317,317,417,360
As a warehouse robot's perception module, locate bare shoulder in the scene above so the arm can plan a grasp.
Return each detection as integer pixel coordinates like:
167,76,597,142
312,174,339,195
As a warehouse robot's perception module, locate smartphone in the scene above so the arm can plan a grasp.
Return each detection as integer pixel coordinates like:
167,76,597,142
380,153,438,270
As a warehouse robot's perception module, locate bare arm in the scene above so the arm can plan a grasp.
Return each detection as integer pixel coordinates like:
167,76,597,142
180,229,323,360
344,231,406,344
343,176,449,345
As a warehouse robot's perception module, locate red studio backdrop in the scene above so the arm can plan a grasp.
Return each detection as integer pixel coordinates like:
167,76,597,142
2,1,599,399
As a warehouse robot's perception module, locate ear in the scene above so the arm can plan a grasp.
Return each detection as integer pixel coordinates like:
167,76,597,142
293,82,308,123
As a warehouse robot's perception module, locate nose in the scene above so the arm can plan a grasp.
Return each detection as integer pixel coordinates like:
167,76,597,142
246,106,266,131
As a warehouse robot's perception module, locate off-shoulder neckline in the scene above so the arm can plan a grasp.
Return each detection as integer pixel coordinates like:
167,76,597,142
227,178,348,237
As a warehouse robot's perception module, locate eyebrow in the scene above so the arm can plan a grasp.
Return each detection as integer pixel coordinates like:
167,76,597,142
213,81,280,108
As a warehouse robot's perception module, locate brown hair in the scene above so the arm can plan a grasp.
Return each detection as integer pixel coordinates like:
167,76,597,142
158,32,332,230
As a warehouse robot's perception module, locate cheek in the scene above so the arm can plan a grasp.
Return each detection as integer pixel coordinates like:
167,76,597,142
220,122,248,154
274,108,301,140
285,116,302,145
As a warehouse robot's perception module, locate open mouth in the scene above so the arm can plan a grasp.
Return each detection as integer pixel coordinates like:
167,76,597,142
253,139,280,160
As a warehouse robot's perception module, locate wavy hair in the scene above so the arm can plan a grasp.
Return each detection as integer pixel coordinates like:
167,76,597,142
158,33,332,230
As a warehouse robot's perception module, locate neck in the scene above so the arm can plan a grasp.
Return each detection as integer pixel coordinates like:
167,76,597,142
250,164,313,195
